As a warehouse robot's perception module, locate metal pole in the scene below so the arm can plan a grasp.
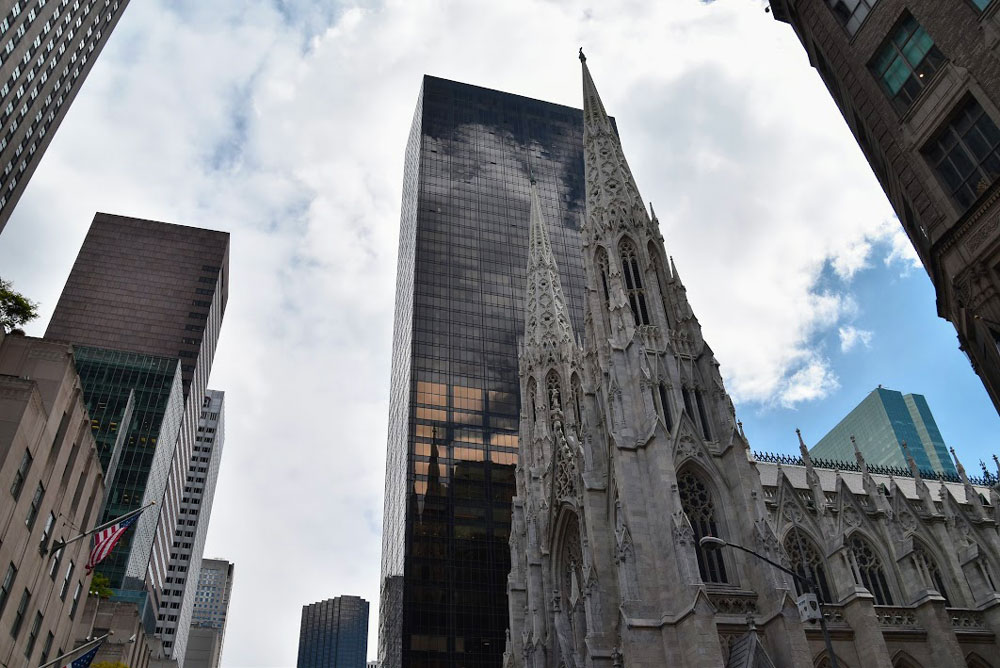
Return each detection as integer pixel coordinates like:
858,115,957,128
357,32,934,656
44,501,155,556
708,539,839,668
37,632,110,668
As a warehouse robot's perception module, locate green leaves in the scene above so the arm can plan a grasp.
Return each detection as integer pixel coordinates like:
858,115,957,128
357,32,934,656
0,277,38,332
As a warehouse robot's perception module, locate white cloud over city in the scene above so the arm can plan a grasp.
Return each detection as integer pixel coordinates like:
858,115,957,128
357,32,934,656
0,0,943,664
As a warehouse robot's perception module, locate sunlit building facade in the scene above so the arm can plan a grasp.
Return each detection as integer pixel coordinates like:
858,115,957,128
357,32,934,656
379,76,594,668
810,387,958,476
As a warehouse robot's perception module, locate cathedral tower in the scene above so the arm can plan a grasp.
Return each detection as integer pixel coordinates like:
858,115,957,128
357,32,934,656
505,53,811,668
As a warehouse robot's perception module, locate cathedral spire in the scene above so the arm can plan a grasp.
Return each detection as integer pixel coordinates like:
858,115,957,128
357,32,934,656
581,52,643,232
523,177,574,352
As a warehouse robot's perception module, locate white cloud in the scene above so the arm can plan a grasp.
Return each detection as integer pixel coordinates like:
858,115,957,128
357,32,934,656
839,325,874,353
0,0,930,664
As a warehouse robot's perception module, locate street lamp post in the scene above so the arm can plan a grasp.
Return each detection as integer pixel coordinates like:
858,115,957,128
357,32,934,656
699,536,839,668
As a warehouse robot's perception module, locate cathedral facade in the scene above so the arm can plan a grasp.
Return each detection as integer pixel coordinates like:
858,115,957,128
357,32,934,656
503,53,1000,668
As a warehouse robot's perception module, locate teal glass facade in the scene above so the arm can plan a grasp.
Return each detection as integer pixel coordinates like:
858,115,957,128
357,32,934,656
810,387,958,477
71,346,185,588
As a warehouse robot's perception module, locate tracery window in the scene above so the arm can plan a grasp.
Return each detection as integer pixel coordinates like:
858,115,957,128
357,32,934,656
848,534,893,604
911,542,950,605
657,382,673,432
679,470,728,583
619,239,650,326
596,247,610,306
784,528,833,603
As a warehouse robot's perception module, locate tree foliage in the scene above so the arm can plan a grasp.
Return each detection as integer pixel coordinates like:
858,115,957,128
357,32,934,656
89,572,113,599
0,278,38,332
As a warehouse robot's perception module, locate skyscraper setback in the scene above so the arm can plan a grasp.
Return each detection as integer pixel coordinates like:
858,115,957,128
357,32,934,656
46,212,229,664
380,76,594,667
768,0,1000,414
0,0,133,234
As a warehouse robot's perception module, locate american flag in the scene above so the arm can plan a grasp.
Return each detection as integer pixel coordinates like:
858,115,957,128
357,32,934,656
85,513,140,574
63,642,102,668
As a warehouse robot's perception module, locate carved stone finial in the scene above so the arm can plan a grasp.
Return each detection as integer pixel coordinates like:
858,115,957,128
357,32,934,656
578,47,586,63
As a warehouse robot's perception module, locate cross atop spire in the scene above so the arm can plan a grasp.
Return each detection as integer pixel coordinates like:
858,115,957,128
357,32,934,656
523,178,574,352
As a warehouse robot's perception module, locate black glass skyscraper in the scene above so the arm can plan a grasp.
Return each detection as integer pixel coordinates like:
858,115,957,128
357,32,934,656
380,76,599,668
298,596,369,668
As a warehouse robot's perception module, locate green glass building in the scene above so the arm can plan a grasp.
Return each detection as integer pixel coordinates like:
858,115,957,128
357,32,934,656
71,346,185,589
810,387,957,477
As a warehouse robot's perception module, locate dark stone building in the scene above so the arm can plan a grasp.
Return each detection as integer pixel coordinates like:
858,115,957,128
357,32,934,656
298,595,369,668
768,0,1000,414
0,0,133,235
46,212,229,663
380,76,599,668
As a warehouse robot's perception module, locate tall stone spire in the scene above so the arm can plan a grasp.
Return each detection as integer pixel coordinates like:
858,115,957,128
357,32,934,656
580,51,644,236
523,177,575,352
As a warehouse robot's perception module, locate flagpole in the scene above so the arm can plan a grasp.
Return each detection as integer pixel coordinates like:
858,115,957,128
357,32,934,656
36,632,111,668
44,501,155,556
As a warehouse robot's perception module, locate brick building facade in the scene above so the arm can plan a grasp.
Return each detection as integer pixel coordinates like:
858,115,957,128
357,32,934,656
768,0,1000,413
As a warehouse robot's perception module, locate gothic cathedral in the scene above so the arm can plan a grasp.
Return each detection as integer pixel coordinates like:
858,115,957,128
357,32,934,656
503,53,1000,668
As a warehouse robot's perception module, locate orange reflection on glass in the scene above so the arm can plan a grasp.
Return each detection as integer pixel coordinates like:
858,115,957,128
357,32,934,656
416,407,447,422
416,381,448,406
414,442,431,456
454,447,484,461
491,433,518,448
491,451,518,465
453,385,483,411
413,480,427,496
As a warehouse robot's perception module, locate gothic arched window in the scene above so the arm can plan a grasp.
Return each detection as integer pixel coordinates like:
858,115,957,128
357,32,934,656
848,534,893,605
783,528,832,603
912,542,950,605
657,382,673,432
647,240,671,328
678,470,728,583
546,371,562,413
596,247,610,307
557,512,588,663
619,238,650,326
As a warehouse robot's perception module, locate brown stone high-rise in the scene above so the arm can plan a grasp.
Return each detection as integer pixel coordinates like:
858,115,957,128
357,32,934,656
0,0,133,235
768,1,1000,413
47,212,229,664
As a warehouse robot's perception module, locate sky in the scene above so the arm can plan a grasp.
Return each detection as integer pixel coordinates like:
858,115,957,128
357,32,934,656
0,0,997,665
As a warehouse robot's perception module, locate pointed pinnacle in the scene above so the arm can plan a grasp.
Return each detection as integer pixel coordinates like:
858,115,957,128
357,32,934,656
951,446,969,480
901,441,921,480
579,47,586,63
649,202,657,220
796,428,811,459
851,435,866,470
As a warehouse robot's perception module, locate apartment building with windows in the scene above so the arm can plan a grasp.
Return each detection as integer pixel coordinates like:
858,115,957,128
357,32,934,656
768,0,1000,414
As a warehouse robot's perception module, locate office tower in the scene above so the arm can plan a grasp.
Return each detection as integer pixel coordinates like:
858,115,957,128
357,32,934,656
380,76,595,667
184,557,234,668
767,1,1000,414
158,389,226,659
46,212,229,664
0,0,133,235
0,331,105,666
297,595,369,668
809,386,958,476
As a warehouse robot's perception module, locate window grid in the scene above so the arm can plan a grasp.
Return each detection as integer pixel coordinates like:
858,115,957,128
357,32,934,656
826,0,878,36
923,97,1000,210
869,14,945,114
